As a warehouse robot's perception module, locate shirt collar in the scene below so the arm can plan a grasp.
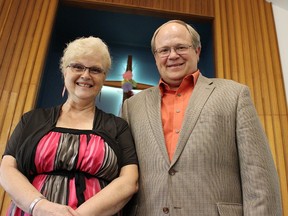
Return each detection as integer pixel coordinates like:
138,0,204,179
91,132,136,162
159,70,200,96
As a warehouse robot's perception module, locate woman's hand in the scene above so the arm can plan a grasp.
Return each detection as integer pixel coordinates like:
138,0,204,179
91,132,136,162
0,156,80,216
76,164,138,216
33,199,80,216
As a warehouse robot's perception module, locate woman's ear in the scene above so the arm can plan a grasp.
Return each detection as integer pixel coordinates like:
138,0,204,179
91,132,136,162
62,70,67,78
62,86,66,98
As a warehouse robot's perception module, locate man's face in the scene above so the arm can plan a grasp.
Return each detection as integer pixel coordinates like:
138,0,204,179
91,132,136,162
154,23,201,89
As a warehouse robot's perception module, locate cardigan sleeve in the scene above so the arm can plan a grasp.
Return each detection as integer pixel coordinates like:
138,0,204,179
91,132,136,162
3,107,58,180
115,117,138,167
3,111,31,157
94,108,138,168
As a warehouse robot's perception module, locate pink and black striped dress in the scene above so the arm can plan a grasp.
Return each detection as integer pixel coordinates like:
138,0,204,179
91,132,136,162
4,106,137,216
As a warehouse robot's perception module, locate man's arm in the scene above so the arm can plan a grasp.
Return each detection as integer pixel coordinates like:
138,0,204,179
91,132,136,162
236,86,282,215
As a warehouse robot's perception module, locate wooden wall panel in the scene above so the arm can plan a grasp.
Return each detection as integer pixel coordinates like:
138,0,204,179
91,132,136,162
0,0,58,213
264,3,287,115
238,0,255,101
0,0,21,97
63,0,214,18
0,0,287,215
214,0,288,214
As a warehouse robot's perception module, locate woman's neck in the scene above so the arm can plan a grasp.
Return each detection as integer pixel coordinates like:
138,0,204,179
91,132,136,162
56,101,96,130
62,100,95,113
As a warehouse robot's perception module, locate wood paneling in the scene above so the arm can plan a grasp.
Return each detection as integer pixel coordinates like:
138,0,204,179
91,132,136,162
0,0,287,215
62,0,214,19
214,0,288,214
0,0,58,213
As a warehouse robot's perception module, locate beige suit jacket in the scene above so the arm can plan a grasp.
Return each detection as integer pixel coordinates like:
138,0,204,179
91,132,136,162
122,74,282,216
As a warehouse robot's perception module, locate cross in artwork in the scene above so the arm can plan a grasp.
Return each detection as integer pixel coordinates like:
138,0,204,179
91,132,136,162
104,55,153,102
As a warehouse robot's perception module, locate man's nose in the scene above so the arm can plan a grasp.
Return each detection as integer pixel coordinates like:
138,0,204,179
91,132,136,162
168,47,180,57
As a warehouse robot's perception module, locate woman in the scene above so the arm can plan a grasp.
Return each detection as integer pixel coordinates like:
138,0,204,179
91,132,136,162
0,36,139,216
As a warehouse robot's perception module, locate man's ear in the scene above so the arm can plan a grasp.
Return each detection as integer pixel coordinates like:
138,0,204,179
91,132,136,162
196,47,201,55
196,47,201,62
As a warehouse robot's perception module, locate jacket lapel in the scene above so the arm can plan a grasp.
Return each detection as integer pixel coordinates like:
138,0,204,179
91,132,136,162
145,87,171,164
171,74,215,165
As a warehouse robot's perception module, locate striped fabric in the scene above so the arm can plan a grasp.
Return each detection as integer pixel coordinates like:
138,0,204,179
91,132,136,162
7,128,120,216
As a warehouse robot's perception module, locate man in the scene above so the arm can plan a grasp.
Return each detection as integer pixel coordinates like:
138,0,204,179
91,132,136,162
122,20,282,215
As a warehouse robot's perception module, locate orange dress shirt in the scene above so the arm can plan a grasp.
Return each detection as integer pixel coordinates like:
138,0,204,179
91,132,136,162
159,70,200,161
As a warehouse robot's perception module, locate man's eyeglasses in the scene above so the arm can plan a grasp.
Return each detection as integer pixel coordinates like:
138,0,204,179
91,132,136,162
154,44,193,58
67,63,105,75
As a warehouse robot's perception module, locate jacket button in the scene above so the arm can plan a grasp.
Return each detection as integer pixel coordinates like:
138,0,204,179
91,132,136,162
169,169,176,176
163,207,169,214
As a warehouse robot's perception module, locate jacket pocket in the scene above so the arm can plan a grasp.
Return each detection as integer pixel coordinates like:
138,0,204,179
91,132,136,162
216,202,243,216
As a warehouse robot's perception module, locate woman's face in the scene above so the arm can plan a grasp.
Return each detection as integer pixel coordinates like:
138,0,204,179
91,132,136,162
63,55,106,104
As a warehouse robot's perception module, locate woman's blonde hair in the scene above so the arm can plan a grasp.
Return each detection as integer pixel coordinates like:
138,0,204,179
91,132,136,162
60,36,112,73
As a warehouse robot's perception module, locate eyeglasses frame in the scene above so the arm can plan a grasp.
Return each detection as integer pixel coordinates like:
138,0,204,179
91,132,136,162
67,63,105,75
154,44,194,58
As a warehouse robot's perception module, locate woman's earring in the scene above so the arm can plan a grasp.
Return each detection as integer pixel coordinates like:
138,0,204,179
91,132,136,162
62,86,66,98
98,91,101,102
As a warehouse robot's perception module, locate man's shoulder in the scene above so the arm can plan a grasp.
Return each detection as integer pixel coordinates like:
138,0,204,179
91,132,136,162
198,75,248,97
129,86,158,100
202,76,246,89
208,77,243,85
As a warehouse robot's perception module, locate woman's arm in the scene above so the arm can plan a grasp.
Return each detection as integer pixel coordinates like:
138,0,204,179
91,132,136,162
0,155,80,216
76,164,138,216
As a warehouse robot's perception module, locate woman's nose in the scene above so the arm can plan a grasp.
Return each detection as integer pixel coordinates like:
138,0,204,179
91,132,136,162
81,69,91,79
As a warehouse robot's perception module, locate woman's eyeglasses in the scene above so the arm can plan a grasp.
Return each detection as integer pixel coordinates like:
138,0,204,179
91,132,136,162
67,63,105,75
